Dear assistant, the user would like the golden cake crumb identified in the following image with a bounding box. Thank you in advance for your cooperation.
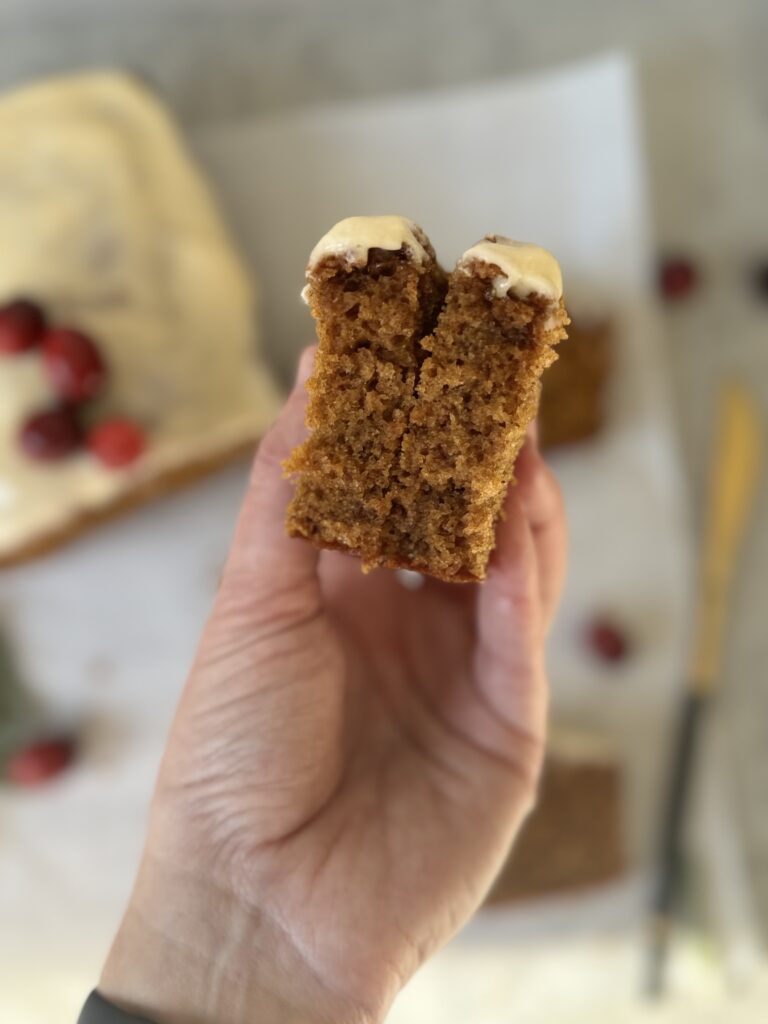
[539,317,613,450]
[285,219,569,582]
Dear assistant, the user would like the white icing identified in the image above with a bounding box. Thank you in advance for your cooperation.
[306,215,428,272]
[459,235,563,301]
[0,73,280,559]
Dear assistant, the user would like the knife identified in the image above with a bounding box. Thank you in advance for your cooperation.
[646,379,762,996]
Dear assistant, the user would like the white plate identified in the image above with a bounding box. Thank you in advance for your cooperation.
[0,54,691,1023]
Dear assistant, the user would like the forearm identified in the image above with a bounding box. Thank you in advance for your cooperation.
[100,857,372,1024]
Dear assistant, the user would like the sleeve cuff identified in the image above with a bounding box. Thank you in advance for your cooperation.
[78,990,156,1024]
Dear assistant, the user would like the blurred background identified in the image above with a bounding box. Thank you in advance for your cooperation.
[1,1,767,1021]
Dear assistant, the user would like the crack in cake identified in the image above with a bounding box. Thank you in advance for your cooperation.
[286,216,569,582]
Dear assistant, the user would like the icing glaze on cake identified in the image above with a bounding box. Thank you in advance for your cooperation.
[459,235,563,301]
[307,215,430,271]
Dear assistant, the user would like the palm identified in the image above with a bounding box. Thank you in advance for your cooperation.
[162,540,545,1014]
[207,550,543,1009]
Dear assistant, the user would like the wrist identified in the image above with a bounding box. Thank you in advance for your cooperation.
[100,855,374,1024]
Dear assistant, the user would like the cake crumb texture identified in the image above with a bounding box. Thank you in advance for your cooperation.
[539,317,613,449]
[285,232,447,565]
[286,219,569,582]
[395,262,568,580]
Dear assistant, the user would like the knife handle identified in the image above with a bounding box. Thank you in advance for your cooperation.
[688,382,761,693]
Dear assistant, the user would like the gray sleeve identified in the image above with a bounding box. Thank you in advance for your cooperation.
[78,991,156,1023]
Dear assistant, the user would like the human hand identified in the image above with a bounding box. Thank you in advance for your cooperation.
[100,346,567,1024]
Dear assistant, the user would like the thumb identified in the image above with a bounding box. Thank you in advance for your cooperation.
[215,345,321,633]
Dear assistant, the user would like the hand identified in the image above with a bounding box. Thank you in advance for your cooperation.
[100,346,567,1024]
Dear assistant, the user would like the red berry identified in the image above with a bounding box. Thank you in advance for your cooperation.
[5,736,76,787]
[587,616,630,663]
[42,328,107,402]
[19,406,83,460]
[0,298,46,354]
[87,417,146,468]
[658,258,698,300]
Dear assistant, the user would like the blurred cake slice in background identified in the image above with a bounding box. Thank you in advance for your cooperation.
[0,73,280,567]
[538,317,613,450]
[486,727,625,905]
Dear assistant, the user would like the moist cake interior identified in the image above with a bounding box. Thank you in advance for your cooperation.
[286,222,568,582]
[284,242,447,566]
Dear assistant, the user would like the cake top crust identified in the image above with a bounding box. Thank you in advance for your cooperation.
[459,234,563,301]
[307,215,430,271]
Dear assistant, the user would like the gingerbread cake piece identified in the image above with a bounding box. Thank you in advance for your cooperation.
[286,224,568,582]
[284,216,447,564]
[394,236,569,580]
[539,317,613,450]
[486,729,625,905]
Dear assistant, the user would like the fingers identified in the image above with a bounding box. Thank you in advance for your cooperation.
[464,430,565,756]
[219,346,320,612]
[474,494,548,745]
[513,430,568,632]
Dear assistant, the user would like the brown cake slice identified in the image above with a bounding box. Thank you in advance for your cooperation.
[486,729,625,905]
[395,237,569,580]
[286,223,568,582]
[284,216,447,565]
[539,316,613,450]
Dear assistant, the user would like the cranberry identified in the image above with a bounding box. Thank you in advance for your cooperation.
[41,328,107,402]
[658,258,698,300]
[87,417,146,468]
[586,616,630,663]
[19,407,83,460]
[4,736,76,787]
[0,298,47,354]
